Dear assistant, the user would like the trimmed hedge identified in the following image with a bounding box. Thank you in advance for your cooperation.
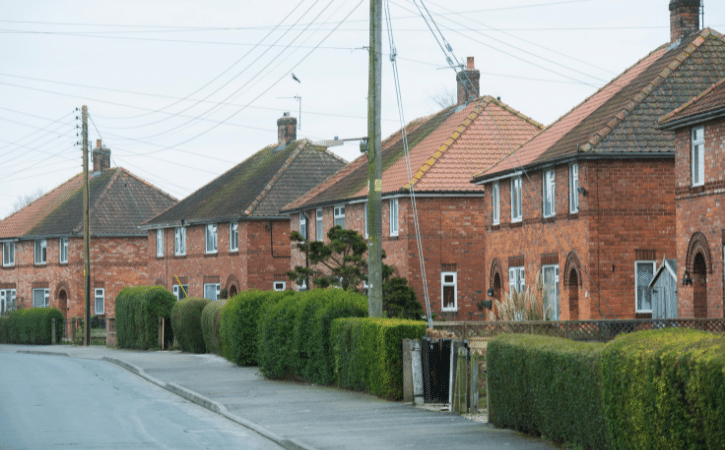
[6,308,64,345]
[0,316,8,343]
[201,300,226,355]
[331,317,426,399]
[171,297,211,354]
[116,286,176,350]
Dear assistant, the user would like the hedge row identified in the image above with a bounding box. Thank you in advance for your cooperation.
[201,300,226,355]
[171,297,210,354]
[0,317,8,343]
[4,308,64,345]
[488,329,725,450]
[116,286,175,350]
[331,317,426,399]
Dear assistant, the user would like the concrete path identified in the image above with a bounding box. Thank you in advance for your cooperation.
[0,344,557,450]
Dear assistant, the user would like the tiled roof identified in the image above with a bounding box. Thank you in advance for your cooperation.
[476,29,725,181]
[658,76,725,128]
[0,168,177,239]
[283,96,543,212]
[144,140,347,226]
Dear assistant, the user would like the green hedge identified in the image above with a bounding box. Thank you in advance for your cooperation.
[601,328,725,450]
[171,297,211,354]
[115,286,176,350]
[331,317,426,399]
[201,300,226,355]
[6,308,64,345]
[0,317,8,343]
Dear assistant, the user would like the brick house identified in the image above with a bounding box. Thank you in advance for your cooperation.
[658,77,725,318]
[0,141,177,321]
[140,114,346,299]
[283,58,543,320]
[471,1,725,320]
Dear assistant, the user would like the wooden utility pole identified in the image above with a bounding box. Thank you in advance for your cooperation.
[82,105,91,346]
[366,0,383,317]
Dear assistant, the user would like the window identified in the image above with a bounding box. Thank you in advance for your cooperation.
[1,289,17,315]
[2,242,15,267]
[635,261,656,313]
[316,209,323,241]
[299,213,307,239]
[205,224,218,254]
[364,202,369,238]
[94,288,104,315]
[692,126,705,186]
[569,163,579,213]
[34,239,47,265]
[511,177,522,222]
[543,169,555,218]
[273,281,286,292]
[542,265,559,320]
[389,199,399,237]
[57,238,68,264]
[156,229,164,257]
[33,288,49,308]
[204,283,220,301]
[230,222,238,251]
[297,278,308,292]
[174,227,186,256]
[509,266,525,293]
[492,182,500,226]
[334,205,345,228]
[441,272,457,311]
[172,284,188,300]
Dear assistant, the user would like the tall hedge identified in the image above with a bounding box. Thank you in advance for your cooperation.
[257,293,302,379]
[115,286,175,350]
[0,317,9,343]
[331,317,426,399]
[6,308,64,345]
[201,300,226,355]
[171,297,210,354]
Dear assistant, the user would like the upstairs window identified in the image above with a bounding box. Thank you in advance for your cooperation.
[94,288,105,315]
[230,222,238,251]
[156,229,164,257]
[569,163,579,214]
[175,227,186,256]
[2,242,15,267]
[205,224,218,254]
[316,209,323,241]
[334,205,345,229]
[543,169,555,218]
[511,177,522,223]
[492,182,500,226]
[35,239,47,265]
[299,213,307,239]
[692,126,705,187]
[389,199,399,237]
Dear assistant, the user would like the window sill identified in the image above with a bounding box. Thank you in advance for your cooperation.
[568,212,579,219]
[508,221,523,228]
[441,308,458,313]
[174,254,187,259]
[388,235,399,241]
[204,251,218,257]
[34,262,47,266]
[2,264,15,269]
[229,249,239,254]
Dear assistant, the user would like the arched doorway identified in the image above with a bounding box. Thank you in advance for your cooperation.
[57,290,68,316]
[569,269,579,320]
[693,252,707,318]
[228,285,238,298]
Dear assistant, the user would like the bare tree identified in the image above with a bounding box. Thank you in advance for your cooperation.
[428,88,457,109]
[10,188,44,214]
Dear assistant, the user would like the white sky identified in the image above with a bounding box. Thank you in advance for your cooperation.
[1,0,723,220]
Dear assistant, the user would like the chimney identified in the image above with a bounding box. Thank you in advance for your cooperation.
[277,112,297,147]
[92,139,111,173]
[456,56,480,106]
[669,0,700,44]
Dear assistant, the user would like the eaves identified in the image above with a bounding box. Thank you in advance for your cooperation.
[657,108,725,131]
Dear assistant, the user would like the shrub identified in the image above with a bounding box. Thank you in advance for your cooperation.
[171,297,211,354]
[115,286,176,350]
[201,300,226,355]
[0,317,8,343]
[331,317,426,399]
[257,293,302,379]
[6,308,64,345]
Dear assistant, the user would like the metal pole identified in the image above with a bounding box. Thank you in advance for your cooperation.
[82,105,91,346]
[367,0,383,318]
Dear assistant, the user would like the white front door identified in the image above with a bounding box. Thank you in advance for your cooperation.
[542,265,559,320]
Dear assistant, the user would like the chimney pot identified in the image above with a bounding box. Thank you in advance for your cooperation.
[467,56,474,70]
[669,0,700,44]
[96,139,102,149]
[456,56,481,106]
[92,140,111,172]
[277,113,297,147]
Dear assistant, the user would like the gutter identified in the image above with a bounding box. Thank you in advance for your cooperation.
[657,108,725,131]
[282,191,486,214]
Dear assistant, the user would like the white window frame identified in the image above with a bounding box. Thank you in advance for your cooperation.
[297,278,308,292]
[389,198,399,237]
[229,222,239,251]
[174,227,186,256]
[542,265,560,320]
[569,163,579,214]
[172,284,189,300]
[205,224,218,254]
[299,213,307,239]
[441,272,458,312]
[543,169,555,218]
[509,266,525,293]
[2,241,15,267]
[692,126,705,187]
[334,205,345,229]
[316,208,324,241]
[635,260,656,313]
[34,239,47,265]
[492,182,500,226]
[511,177,522,223]
[203,283,221,301]
[0,289,17,315]
[33,288,50,308]
[156,229,164,257]
[94,288,105,315]
[273,281,286,292]
[364,202,369,239]
[58,238,68,264]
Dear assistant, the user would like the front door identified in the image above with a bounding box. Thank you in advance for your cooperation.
[542,265,559,320]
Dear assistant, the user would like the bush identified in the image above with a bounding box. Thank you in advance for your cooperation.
[0,317,8,343]
[331,317,426,399]
[171,297,211,354]
[6,308,64,345]
[115,286,176,350]
[257,293,302,379]
[201,300,226,355]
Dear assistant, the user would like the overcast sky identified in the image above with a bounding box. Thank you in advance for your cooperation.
[1,0,723,220]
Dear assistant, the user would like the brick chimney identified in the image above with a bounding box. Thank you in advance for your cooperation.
[92,139,110,173]
[670,0,700,44]
[277,112,297,147]
[456,56,480,106]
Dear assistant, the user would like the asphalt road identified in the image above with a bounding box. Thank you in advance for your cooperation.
[0,352,282,450]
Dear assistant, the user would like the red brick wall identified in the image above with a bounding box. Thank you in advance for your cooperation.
[675,117,725,318]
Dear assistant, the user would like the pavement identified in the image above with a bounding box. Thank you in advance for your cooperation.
[0,344,558,450]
